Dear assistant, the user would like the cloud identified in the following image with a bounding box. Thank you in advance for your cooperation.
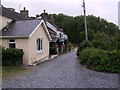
[86,1,118,25]
[2,0,119,25]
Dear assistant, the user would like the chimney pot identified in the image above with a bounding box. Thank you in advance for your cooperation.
[24,7,26,10]
[44,9,46,13]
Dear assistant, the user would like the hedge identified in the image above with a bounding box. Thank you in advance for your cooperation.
[91,40,120,51]
[78,48,120,73]
[91,40,107,50]
[77,41,93,56]
[49,47,57,55]
[1,47,24,66]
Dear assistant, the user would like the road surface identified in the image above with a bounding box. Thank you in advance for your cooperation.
[2,48,119,88]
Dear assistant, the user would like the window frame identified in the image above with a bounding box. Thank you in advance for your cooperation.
[36,38,43,53]
[9,39,16,48]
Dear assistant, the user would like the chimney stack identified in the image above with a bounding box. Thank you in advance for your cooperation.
[20,7,29,18]
[40,9,48,20]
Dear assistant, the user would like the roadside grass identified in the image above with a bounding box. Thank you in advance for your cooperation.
[2,66,32,82]
[3,66,24,78]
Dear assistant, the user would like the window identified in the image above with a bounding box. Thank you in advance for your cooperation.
[37,38,43,51]
[60,33,62,38]
[9,39,16,48]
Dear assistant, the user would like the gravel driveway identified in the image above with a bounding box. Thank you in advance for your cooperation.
[2,48,119,88]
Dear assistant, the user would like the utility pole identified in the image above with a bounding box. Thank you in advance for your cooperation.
[83,0,88,41]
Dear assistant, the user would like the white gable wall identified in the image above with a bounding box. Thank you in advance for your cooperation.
[28,23,50,65]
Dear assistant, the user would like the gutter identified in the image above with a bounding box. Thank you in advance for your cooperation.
[0,36,29,39]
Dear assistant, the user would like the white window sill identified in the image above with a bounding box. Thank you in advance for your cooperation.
[37,50,43,54]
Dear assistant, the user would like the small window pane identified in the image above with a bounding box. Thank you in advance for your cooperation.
[9,44,15,48]
[10,40,15,42]
[37,39,39,50]
[9,39,16,48]
[38,39,40,50]
[40,39,42,50]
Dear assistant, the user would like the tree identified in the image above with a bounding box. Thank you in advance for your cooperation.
[36,13,119,44]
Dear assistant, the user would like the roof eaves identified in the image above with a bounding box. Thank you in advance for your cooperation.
[42,21,52,41]
[0,36,29,39]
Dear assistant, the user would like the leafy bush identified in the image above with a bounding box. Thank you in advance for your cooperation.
[91,40,120,51]
[94,32,109,41]
[116,42,120,50]
[2,47,24,66]
[91,40,105,49]
[49,47,57,55]
[78,48,120,73]
[78,48,94,65]
[77,41,93,56]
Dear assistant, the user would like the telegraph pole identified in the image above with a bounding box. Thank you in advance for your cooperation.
[83,0,88,41]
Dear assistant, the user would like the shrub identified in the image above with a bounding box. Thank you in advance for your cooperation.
[91,40,105,49]
[94,32,108,41]
[77,41,93,56]
[78,48,120,73]
[91,40,120,51]
[78,48,94,65]
[2,47,24,66]
[116,42,120,50]
[106,50,120,73]
[49,47,57,55]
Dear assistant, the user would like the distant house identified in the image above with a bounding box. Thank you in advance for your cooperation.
[46,21,68,53]
[0,5,29,30]
[0,6,51,65]
[40,10,68,54]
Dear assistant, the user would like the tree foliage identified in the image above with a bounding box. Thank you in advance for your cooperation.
[48,14,119,44]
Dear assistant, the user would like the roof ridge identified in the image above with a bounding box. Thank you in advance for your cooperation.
[16,19,42,21]
[2,6,29,20]
[2,6,22,15]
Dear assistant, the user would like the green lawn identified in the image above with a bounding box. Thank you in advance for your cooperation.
[2,66,32,80]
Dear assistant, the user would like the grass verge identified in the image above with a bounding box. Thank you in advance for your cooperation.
[2,66,32,83]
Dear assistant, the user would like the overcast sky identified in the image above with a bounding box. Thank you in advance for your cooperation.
[2,0,120,25]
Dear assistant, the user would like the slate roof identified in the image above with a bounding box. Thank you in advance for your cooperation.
[46,21,58,32]
[1,19,42,37]
[51,37,58,42]
[47,20,63,32]
[1,5,29,20]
